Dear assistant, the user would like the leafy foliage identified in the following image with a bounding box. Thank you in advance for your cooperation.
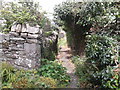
[37,77,58,88]
[91,66,120,88]
[105,73,120,89]
[12,75,57,88]
[41,48,56,60]
[71,56,93,88]
[85,34,119,88]
[38,59,70,87]
[54,2,118,28]
[1,61,58,88]
[71,35,119,88]
[86,34,118,69]
[54,1,119,56]
[1,60,70,88]
[0,2,48,33]
[1,62,17,84]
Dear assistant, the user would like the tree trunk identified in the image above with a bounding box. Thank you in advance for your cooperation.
[72,27,86,56]
[72,25,91,56]
[65,24,91,56]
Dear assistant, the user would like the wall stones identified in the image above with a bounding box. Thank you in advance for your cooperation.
[21,33,27,38]
[28,27,40,34]
[0,23,42,69]
[28,34,40,39]
[41,26,58,60]
[9,32,19,36]
[0,22,59,69]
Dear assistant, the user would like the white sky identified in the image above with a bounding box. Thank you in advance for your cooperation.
[38,0,65,13]
[37,0,66,20]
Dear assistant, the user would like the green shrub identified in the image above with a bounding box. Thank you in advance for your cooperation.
[12,77,33,88]
[0,2,48,33]
[105,72,120,89]
[71,56,93,88]
[85,34,119,88]
[1,62,58,88]
[37,77,58,88]
[41,48,56,60]
[41,59,49,66]
[91,66,120,88]
[12,75,57,88]
[1,62,17,84]
[86,35,118,70]
[72,57,88,81]
[38,59,70,87]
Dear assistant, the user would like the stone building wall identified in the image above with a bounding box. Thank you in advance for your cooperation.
[0,23,42,69]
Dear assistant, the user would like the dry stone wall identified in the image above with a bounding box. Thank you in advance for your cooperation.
[41,25,59,60]
[0,23,42,69]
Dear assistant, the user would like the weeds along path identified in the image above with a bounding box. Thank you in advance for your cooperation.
[56,46,79,88]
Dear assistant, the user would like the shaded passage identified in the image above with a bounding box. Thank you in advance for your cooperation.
[57,46,79,88]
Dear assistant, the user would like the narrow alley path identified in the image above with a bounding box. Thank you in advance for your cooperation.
[56,46,79,88]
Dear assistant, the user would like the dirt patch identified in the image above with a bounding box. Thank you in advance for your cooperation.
[56,46,79,88]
